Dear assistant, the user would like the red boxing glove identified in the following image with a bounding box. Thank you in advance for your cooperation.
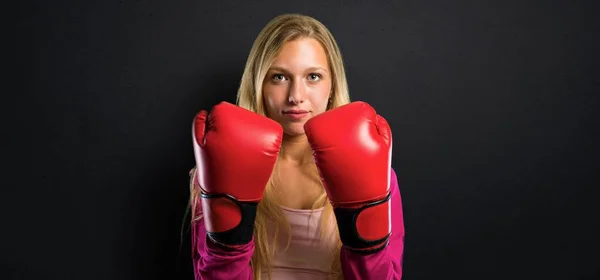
[193,101,283,246]
[304,101,392,254]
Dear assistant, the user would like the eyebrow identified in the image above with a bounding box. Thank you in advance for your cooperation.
[268,66,329,73]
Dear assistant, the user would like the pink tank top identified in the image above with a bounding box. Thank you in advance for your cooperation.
[261,205,339,280]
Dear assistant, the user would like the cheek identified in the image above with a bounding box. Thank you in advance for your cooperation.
[263,87,285,115]
[264,94,275,110]
[309,83,332,113]
[263,95,277,117]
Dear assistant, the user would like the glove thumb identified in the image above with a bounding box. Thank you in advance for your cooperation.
[193,110,208,147]
[375,114,392,147]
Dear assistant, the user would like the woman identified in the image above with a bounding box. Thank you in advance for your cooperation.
[189,13,404,279]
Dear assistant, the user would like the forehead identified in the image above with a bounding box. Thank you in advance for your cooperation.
[270,37,329,70]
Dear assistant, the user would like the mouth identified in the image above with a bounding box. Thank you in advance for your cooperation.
[283,109,309,114]
[282,109,310,120]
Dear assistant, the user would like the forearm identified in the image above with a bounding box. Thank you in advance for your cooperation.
[340,245,403,280]
[339,169,405,279]
[192,217,255,279]
[189,168,255,279]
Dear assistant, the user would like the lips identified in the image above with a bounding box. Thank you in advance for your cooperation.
[283,109,309,114]
[282,109,309,120]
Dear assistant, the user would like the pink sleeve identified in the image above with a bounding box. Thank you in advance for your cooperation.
[339,168,405,279]
[190,169,255,280]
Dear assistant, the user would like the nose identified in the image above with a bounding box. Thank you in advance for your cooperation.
[288,80,306,104]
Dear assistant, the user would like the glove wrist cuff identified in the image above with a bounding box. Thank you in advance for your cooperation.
[333,192,392,254]
[201,193,258,246]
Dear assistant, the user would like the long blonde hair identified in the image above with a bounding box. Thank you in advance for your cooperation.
[190,13,351,279]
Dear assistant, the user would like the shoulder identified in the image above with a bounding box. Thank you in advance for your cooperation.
[189,166,203,215]
[389,167,401,197]
[190,166,200,187]
[390,168,398,183]
[390,168,399,188]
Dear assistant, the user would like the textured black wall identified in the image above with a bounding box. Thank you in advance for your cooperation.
[7,0,598,279]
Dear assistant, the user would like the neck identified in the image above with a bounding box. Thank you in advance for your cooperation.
[280,134,313,166]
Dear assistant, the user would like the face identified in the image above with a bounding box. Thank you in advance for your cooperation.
[262,37,332,136]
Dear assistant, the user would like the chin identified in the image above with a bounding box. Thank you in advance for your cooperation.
[283,124,307,137]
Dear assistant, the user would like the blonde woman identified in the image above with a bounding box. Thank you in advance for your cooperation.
[189,13,404,279]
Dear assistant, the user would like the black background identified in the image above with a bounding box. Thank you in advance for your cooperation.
[6,0,599,279]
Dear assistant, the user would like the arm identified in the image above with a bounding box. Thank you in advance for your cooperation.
[303,101,405,279]
[339,168,404,280]
[190,168,255,280]
[190,102,283,279]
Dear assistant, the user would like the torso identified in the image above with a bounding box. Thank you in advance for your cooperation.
[273,160,325,210]
[262,156,338,279]
[262,205,338,279]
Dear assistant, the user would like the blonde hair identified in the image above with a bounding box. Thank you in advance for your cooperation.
[190,13,351,280]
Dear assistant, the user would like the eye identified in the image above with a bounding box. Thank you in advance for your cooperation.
[308,73,322,81]
[271,74,287,82]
